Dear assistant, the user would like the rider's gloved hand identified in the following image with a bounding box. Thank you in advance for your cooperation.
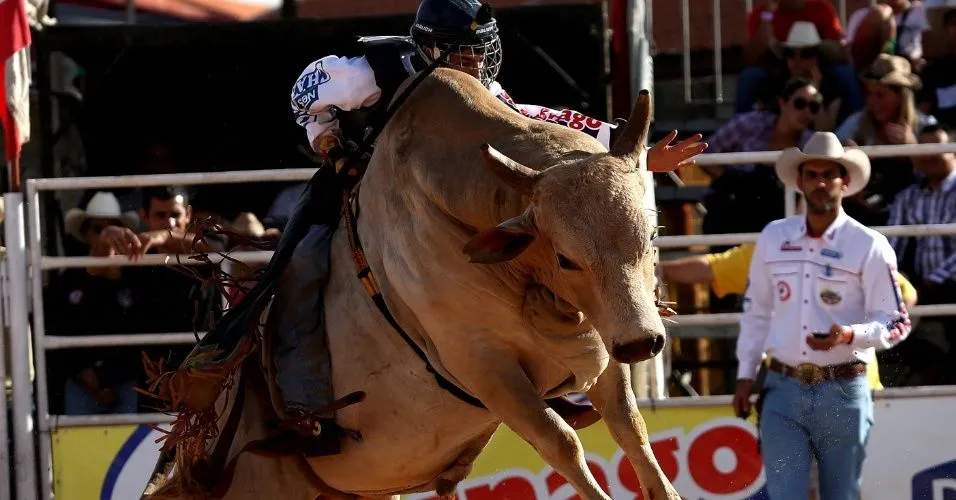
[327,141,370,184]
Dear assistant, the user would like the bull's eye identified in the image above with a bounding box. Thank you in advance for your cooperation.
[557,253,582,271]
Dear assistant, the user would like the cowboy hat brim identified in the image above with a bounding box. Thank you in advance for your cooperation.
[864,71,922,90]
[65,208,139,243]
[769,39,845,62]
[775,146,871,197]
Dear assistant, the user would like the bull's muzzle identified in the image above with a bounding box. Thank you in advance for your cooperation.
[611,334,666,363]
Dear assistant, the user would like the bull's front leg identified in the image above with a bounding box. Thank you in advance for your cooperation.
[587,362,680,500]
[449,347,611,500]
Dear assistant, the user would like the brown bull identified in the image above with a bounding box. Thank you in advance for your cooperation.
[144,67,678,500]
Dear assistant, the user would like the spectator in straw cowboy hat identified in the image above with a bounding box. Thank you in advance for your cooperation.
[734,131,911,499]
[837,54,937,225]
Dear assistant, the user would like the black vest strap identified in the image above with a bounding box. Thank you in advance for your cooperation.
[336,36,425,147]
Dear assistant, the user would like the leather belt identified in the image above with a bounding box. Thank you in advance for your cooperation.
[768,359,866,386]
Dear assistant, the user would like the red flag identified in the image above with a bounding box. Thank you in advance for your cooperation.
[1,0,32,165]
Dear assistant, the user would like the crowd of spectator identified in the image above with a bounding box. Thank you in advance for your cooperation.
[43,182,305,415]
[687,0,956,389]
[38,1,956,414]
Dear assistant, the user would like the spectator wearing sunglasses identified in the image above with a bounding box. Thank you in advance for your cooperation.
[700,78,820,311]
[836,54,937,225]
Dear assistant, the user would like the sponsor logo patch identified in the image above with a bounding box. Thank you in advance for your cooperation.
[820,288,842,305]
[291,61,331,112]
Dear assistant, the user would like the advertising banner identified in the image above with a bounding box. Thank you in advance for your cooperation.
[50,396,956,500]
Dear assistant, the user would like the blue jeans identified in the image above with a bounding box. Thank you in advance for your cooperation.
[735,65,864,115]
[758,370,873,500]
[272,224,335,414]
[64,377,138,415]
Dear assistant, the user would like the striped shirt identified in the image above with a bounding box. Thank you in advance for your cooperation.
[887,170,956,284]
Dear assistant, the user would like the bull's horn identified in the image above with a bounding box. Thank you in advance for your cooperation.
[609,89,653,160]
[481,144,540,195]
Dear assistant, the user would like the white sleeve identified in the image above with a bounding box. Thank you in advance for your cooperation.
[736,231,774,380]
[290,55,383,150]
[849,236,912,350]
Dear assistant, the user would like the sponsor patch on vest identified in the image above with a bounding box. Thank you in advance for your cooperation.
[820,288,842,305]
[777,281,792,301]
[780,241,802,251]
[821,248,842,259]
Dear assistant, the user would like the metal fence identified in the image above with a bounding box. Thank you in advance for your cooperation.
[678,0,879,105]
[3,140,956,498]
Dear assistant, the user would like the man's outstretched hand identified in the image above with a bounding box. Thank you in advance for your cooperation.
[647,130,708,172]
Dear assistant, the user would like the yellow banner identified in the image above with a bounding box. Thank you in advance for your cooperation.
[51,404,767,499]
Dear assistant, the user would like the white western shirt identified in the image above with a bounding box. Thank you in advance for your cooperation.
[290,55,617,150]
[736,209,912,380]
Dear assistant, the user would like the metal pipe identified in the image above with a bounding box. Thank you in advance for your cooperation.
[40,250,274,270]
[42,384,956,425]
[33,221,956,265]
[839,0,848,30]
[28,168,317,191]
[27,187,52,500]
[0,249,11,500]
[655,223,956,249]
[669,303,956,328]
[44,332,206,350]
[22,142,956,194]
[712,0,723,104]
[693,142,956,166]
[631,384,956,407]
[49,413,174,429]
[639,167,666,399]
[4,193,39,500]
[125,0,136,24]
[681,0,691,104]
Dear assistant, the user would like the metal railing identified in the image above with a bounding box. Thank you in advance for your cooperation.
[678,0,875,106]
[5,139,956,499]
[1,249,12,500]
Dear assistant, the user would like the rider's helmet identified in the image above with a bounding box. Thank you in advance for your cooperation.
[410,0,502,88]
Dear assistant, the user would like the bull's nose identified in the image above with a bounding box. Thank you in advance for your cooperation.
[611,335,666,363]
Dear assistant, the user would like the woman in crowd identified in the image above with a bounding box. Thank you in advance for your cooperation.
[702,78,821,238]
[700,78,822,311]
[836,54,937,225]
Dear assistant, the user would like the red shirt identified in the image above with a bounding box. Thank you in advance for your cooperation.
[747,0,844,41]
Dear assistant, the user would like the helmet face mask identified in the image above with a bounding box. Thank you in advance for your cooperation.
[410,0,502,88]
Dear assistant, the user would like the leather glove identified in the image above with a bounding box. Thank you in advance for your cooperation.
[327,142,370,185]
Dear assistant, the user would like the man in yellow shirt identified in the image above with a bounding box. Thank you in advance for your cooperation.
[660,242,919,391]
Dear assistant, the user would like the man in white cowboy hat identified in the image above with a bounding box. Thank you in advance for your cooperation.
[64,191,139,246]
[732,131,912,499]
[737,18,864,120]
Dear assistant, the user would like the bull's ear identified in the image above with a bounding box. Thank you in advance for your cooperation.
[463,215,536,264]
